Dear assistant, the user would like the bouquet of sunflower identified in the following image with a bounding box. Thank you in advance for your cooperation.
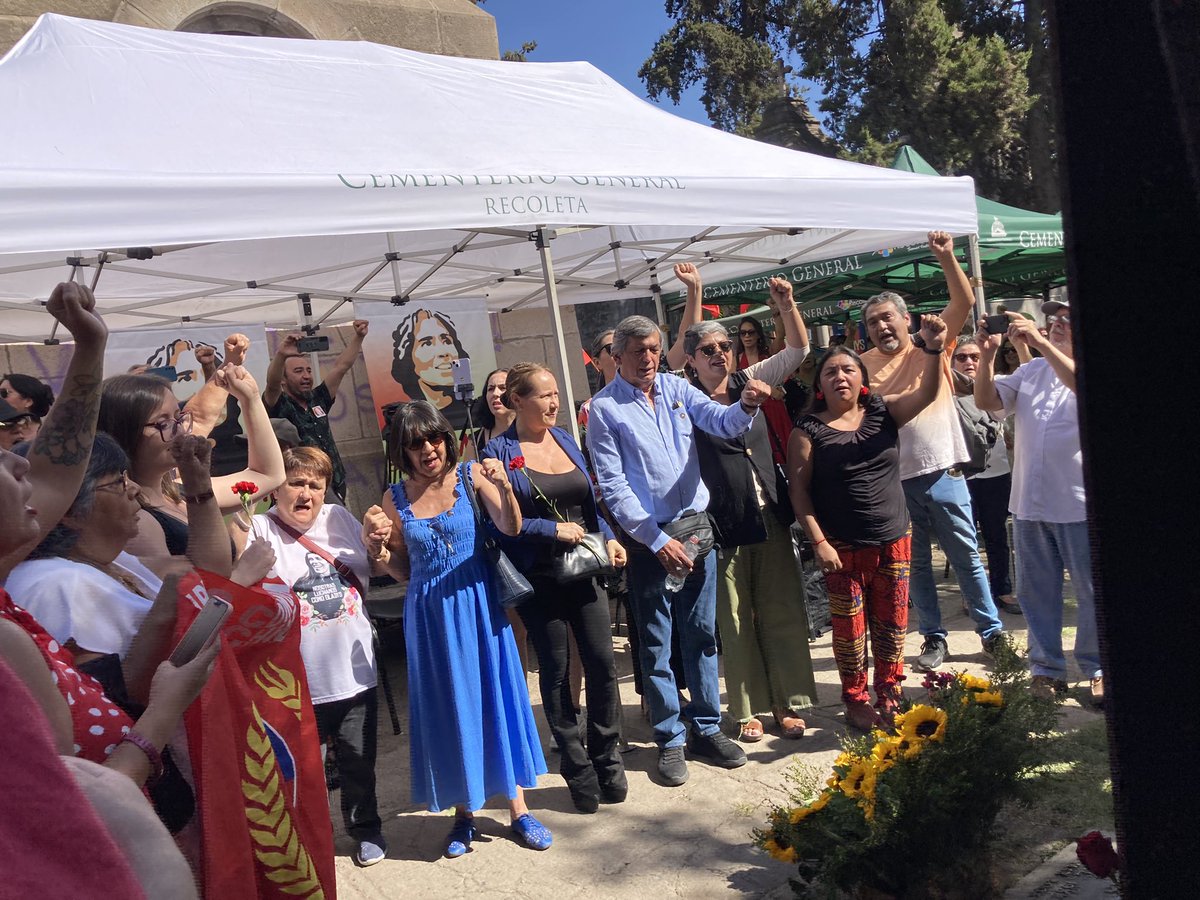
[756,640,1058,898]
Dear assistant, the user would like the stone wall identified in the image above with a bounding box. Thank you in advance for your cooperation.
[1,0,498,57]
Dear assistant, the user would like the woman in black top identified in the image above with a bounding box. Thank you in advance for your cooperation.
[787,314,948,732]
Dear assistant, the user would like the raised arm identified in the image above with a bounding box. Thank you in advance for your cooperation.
[210,365,285,509]
[263,332,301,410]
[322,320,368,401]
[929,231,976,337]
[786,428,842,574]
[471,459,521,537]
[171,435,232,577]
[883,314,949,427]
[379,491,412,585]
[973,318,1007,413]
[1006,312,1076,392]
[0,283,107,576]
[480,443,562,544]
[185,333,248,437]
[360,504,394,576]
[666,263,704,371]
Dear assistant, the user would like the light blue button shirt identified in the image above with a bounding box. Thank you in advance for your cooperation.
[586,371,755,553]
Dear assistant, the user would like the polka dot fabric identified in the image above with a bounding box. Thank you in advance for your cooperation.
[0,589,134,763]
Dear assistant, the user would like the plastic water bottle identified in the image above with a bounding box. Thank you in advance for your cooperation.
[664,535,702,592]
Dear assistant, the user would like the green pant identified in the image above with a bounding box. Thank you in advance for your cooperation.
[717,515,819,723]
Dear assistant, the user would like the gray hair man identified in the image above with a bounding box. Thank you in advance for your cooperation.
[586,314,772,787]
[859,232,1004,672]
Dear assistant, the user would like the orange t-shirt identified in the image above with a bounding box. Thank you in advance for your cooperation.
[861,342,968,480]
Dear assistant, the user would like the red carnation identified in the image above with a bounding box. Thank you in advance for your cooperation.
[232,481,259,496]
[509,456,526,471]
[1076,831,1121,879]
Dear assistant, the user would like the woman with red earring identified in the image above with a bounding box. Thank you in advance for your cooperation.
[787,314,949,731]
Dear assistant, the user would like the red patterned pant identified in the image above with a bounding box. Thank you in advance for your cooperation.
[825,532,912,705]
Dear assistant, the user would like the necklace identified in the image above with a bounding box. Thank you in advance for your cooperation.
[66,554,151,599]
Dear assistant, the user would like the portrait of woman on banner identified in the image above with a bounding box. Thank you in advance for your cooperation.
[391,308,471,430]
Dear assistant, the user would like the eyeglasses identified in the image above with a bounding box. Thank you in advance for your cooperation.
[738,329,758,337]
[953,353,981,363]
[1046,314,1071,326]
[406,432,446,451]
[598,343,613,357]
[697,341,733,358]
[144,410,193,441]
[0,414,38,430]
[94,470,133,494]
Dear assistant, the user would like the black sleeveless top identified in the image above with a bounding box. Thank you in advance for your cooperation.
[143,506,190,556]
[798,394,909,547]
[524,466,591,574]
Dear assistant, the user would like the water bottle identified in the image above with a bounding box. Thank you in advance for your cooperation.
[664,535,702,592]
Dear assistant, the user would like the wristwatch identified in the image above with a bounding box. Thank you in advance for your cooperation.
[911,335,942,355]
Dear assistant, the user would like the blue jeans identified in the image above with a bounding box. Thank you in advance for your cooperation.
[1013,519,1101,680]
[903,469,1003,641]
[626,547,722,748]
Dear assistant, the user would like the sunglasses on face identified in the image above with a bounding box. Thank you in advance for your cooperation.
[406,432,446,451]
[738,329,757,337]
[697,341,733,358]
[1046,314,1070,325]
[94,470,134,494]
[0,414,38,429]
[598,343,613,357]
[953,353,981,363]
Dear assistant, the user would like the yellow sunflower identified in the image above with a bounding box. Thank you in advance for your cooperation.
[763,838,798,863]
[839,759,878,799]
[957,673,993,692]
[809,791,832,812]
[897,705,948,744]
[974,690,1005,707]
[871,737,901,772]
[834,750,859,769]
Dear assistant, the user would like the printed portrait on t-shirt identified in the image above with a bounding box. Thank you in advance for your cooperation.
[291,552,359,626]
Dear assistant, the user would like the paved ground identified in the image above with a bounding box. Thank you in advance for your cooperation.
[333,552,1102,899]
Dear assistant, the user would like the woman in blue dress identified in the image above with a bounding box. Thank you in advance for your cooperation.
[378,400,551,857]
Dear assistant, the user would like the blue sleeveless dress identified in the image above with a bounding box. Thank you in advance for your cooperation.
[390,462,546,812]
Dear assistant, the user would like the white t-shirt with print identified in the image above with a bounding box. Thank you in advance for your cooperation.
[250,504,376,704]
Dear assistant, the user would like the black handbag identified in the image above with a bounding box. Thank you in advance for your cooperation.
[551,531,618,583]
[462,467,535,609]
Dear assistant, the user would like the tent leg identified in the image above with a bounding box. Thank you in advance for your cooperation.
[535,228,581,446]
[966,233,986,313]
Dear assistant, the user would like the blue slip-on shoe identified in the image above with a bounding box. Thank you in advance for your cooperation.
[511,813,553,851]
[355,837,387,867]
[444,815,477,858]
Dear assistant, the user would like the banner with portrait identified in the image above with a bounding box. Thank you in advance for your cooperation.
[103,324,270,402]
[354,299,497,436]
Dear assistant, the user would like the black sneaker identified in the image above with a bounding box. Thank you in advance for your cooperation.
[915,636,948,672]
[657,746,689,786]
[686,731,748,769]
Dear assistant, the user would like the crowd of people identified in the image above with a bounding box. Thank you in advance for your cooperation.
[0,231,1096,890]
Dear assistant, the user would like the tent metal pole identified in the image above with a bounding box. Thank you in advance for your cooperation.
[535,227,581,445]
[966,233,986,311]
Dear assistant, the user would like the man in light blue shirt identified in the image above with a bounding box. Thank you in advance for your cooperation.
[587,315,771,786]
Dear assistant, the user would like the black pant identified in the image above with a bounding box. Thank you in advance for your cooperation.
[968,473,1013,597]
[315,687,381,841]
[519,573,623,795]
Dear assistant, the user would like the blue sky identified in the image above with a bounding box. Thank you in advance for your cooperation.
[483,0,710,126]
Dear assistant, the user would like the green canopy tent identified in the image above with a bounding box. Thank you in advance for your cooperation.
[665,146,1065,325]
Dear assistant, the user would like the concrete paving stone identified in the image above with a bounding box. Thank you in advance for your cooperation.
[331,547,1101,898]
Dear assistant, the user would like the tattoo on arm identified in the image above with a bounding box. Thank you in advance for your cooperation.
[32,374,100,467]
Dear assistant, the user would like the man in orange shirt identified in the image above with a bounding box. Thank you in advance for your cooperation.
[860,232,1004,672]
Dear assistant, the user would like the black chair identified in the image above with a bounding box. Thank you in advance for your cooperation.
[367,573,405,736]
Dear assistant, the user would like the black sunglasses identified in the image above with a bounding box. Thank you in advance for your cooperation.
[738,328,758,337]
[406,432,447,451]
[598,343,613,357]
[698,340,733,358]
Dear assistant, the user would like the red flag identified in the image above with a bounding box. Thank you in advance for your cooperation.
[581,348,593,366]
[739,303,752,314]
[701,304,721,319]
[176,571,334,900]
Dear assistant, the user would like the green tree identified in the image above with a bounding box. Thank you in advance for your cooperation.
[641,1,1058,211]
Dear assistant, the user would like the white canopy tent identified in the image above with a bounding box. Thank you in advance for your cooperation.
[0,15,976,432]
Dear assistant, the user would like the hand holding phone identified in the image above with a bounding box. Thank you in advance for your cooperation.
[984,314,1009,335]
[169,594,232,666]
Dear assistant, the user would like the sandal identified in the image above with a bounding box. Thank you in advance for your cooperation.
[772,709,807,739]
[738,718,765,743]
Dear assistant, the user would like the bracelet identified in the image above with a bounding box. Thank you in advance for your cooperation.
[121,730,164,786]
[369,545,390,563]
[183,489,215,504]
[813,537,827,547]
[919,345,942,356]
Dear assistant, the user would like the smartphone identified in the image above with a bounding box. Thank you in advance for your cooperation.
[168,593,232,666]
[296,335,330,353]
[145,365,178,382]
[452,357,474,392]
[984,314,1009,335]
